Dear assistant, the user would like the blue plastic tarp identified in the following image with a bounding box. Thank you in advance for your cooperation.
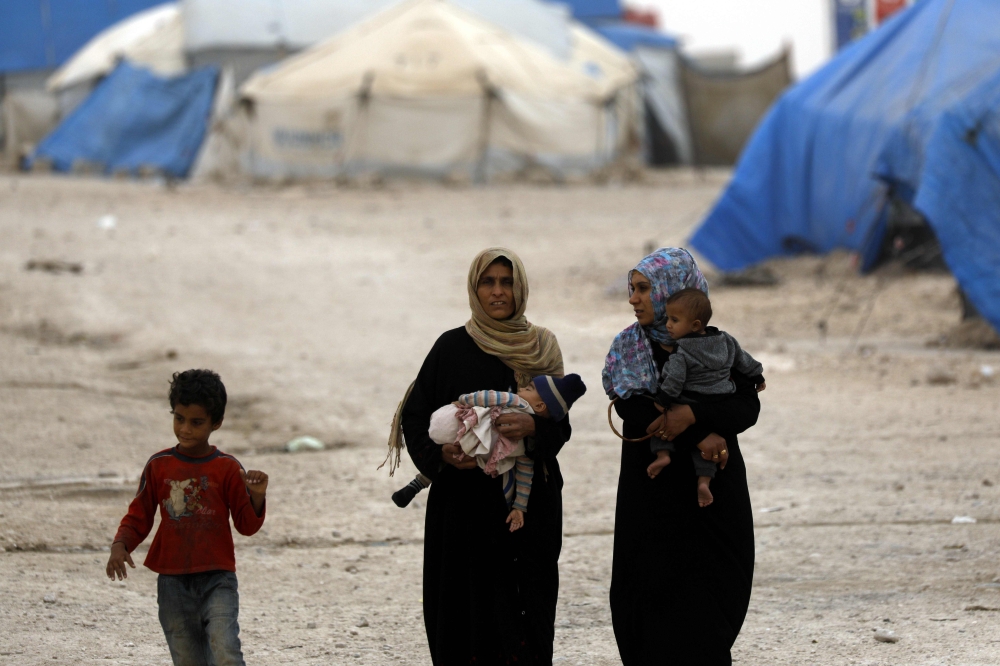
[909,72,1000,332]
[690,0,1000,279]
[547,0,621,19]
[1,0,167,73]
[33,62,218,179]
[593,22,677,52]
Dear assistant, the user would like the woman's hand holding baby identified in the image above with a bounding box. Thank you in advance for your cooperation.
[441,443,478,469]
[493,412,536,440]
[646,403,697,441]
[697,433,729,469]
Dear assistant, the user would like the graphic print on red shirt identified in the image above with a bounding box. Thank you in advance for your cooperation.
[114,446,265,575]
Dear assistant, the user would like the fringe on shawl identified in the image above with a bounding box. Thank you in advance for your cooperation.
[378,380,414,477]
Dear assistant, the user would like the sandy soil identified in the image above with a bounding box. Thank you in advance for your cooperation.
[0,171,998,665]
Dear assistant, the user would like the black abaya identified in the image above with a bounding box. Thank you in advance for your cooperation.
[610,346,759,666]
[401,327,571,665]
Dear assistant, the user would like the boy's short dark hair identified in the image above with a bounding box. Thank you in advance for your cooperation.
[169,369,227,423]
[666,288,712,326]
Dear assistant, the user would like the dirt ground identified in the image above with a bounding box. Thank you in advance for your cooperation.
[1,171,999,665]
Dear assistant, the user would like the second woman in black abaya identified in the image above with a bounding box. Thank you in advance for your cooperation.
[602,248,759,665]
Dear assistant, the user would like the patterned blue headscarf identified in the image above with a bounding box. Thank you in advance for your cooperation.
[602,248,709,399]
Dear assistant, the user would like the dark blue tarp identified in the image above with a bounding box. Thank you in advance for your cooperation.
[546,0,621,20]
[691,0,1000,291]
[592,22,677,52]
[0,0,165,73]
[33,62,218,179]
[905,71,1000,331]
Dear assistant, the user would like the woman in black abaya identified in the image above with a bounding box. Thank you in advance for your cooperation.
[603,248,759,665]
[397,247,570,665]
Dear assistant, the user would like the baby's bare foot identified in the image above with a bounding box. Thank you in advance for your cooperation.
[647,451,671,479]
[697,478,714,507]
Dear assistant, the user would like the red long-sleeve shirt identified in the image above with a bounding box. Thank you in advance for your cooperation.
[114,446,265,575]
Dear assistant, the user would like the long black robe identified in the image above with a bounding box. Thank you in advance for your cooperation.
[402,327,571,665]
[610,344,759,665]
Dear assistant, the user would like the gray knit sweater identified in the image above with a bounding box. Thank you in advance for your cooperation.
[658,327,764,403]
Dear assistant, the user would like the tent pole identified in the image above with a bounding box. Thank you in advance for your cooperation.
[474,70,495,185]
[342,71,374,181]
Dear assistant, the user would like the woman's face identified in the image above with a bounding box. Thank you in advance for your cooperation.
[628,270,655,326]
[477,261,516,320]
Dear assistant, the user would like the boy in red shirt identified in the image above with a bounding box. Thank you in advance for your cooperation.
[106,369,268,666]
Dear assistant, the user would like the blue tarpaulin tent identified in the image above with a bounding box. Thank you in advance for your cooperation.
[690,0,1000,330]
[33,62,218,178]
[550,0,621,20]
[903,71,1000,331]
[0,0,166,73]
[591,22,677,51]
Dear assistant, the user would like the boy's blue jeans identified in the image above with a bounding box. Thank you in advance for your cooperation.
[157,570,245,666]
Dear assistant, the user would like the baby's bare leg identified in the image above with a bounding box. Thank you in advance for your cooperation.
[647,450,672,479]
[506,509,524,532]
[697,476,714,507]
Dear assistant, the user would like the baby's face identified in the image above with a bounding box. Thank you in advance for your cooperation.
[517,382,548,417]
[665,304,699,339]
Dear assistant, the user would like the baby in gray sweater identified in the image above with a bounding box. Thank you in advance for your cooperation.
[649,288,766,507]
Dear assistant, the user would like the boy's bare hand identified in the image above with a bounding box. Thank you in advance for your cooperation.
[106,542,135,580]
[756,381,766,393]
[241,469,268,497]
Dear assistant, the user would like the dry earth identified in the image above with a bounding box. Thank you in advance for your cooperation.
[1,172,998,665]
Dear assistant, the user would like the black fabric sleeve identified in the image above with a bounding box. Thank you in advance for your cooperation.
[400,341,445,481]
[612,393,659,424]
[688,371,761,438]
[525,412,572,460]
[654,388,674,408]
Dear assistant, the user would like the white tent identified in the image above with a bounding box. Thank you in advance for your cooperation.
[46,3,184,92]
[233,0,639,181]
[1,86,60,168]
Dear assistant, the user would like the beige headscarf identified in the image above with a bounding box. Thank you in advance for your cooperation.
[464,247,564,388]
[380,247,563,475]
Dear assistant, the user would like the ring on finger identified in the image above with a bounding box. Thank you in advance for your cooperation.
[720,449,728,456]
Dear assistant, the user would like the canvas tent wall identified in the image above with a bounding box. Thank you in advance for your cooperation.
[234,0,638,181]
[690,0,1000,331]
[680,48,791,166]
[592,22,691,165]
[46,3,184,93]
[181,0,573,86]
[1,75,60,168]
